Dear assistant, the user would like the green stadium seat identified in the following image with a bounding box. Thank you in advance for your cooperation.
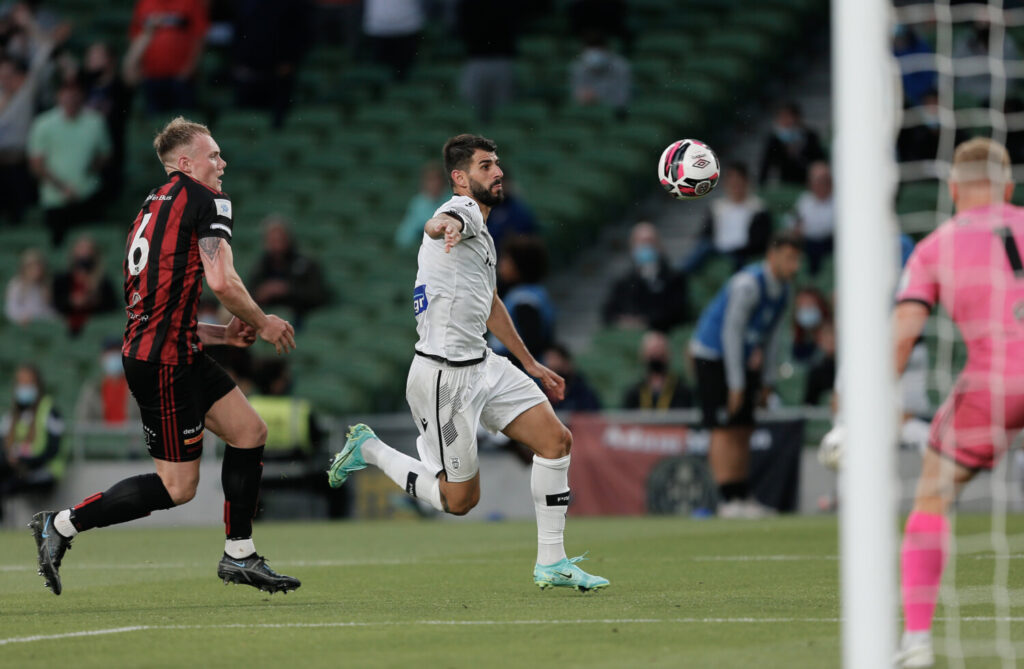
[492,101,552,130]
[761,184,805,218]
[897,181,942,215]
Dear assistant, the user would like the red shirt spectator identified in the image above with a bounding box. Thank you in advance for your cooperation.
[130,0,209,79]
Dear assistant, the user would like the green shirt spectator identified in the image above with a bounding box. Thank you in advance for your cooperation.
[395,162,449,249]
[28,103,110,209]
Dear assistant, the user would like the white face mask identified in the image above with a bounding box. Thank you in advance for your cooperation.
[14,383,37,406]
[581,48,611,71]
[796,306,823,329]
[102,352,123,377]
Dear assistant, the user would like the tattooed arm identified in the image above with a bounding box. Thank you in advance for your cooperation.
[198,237,296,354]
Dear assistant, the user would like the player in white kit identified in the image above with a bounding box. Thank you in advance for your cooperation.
[329,134,608,591]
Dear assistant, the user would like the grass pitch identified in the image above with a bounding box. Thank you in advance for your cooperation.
[1,515,1022,668]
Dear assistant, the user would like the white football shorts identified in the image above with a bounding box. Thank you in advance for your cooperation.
[406,351,547,483]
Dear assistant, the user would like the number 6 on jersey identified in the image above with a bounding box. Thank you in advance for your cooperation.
[128,212,152,276]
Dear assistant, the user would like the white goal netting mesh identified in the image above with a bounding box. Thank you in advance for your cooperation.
[892,1,1024,666]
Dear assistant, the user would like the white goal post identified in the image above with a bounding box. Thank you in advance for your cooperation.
[833,0,901,666]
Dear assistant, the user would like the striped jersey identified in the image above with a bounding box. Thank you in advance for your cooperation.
[122,171,234,365]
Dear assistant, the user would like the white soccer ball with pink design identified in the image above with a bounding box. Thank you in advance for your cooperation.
[657,139,720,200]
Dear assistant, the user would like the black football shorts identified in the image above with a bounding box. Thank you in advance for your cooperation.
[123,353,236,462]
[694,357,761,429]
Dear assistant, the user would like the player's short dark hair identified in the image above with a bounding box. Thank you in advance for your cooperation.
[768,231,804,253]
[443,134,498,187]
[501,235,549,283]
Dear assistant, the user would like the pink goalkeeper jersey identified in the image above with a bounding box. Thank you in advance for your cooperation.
[897,203,1024,381]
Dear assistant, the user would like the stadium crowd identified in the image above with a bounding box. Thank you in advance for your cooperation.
[0,0,844,520]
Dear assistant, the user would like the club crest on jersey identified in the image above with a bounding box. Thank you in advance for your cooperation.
[413,284,428,315]
[213,198,232,219]
[450,457,461,470]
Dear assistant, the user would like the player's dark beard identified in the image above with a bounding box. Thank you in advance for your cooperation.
[469,177,504,207]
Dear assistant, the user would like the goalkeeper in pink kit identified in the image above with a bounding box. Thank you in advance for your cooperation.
[894,138,1024,667]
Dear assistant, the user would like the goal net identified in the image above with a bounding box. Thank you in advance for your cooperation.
[838,0,1024,666]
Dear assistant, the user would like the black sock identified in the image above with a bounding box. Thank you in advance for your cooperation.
[222,444,264,540]
[70,474,175,532]
[719,480,750,502]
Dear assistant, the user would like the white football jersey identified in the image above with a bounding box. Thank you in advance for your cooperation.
[413,195,497,362]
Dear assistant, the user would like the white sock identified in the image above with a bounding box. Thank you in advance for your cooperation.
[362,437,444,512]
[903,630,931,646]
[54,509,78,538]
[225,538,256,559]
[532,454,570,566]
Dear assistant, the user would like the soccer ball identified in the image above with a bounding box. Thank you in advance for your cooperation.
[658,139,720,200]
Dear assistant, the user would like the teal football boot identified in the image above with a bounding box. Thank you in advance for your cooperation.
[327,424,372,487]
[533,554,609,592]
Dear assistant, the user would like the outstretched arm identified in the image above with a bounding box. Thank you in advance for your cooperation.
[424,214,464,253]
[199,237,295,354]
[486,291,565,401]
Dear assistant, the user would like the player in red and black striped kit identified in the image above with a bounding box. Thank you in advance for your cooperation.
[30,117,301,595]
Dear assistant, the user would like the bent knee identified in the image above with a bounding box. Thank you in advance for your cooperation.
[442,488,481,516]
[536,426,572,460]
[164,480,198,505]
[232,418,268,448]
[252,418,269,446]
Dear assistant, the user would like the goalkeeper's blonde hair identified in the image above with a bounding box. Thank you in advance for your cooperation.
[153,116,211,163]
[950,137,1012,183]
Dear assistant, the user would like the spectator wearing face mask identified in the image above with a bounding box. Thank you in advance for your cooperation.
[622,331,693,410]
[74,337,141,425]
[541,343,601,412]
[602,222,689,331]
[759,102,826,186]
[791,287,832,363]
[0,364,66,517]
[52,235,118,336]
[897,90,969,163]
[569,30,631,118]
[803,320,837,406]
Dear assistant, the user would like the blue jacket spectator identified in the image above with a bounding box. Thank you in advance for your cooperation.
[893,24,937,107]
[490,236,555,360]
[487,174,538,256]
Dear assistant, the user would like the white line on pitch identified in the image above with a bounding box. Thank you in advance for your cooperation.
[0,619,838,645]
[6,616,1024,646]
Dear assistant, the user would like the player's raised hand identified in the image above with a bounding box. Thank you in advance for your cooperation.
[224,316,257,348]
[526,361,566,402]
[443,220,463,253]
[259,314,296,355]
